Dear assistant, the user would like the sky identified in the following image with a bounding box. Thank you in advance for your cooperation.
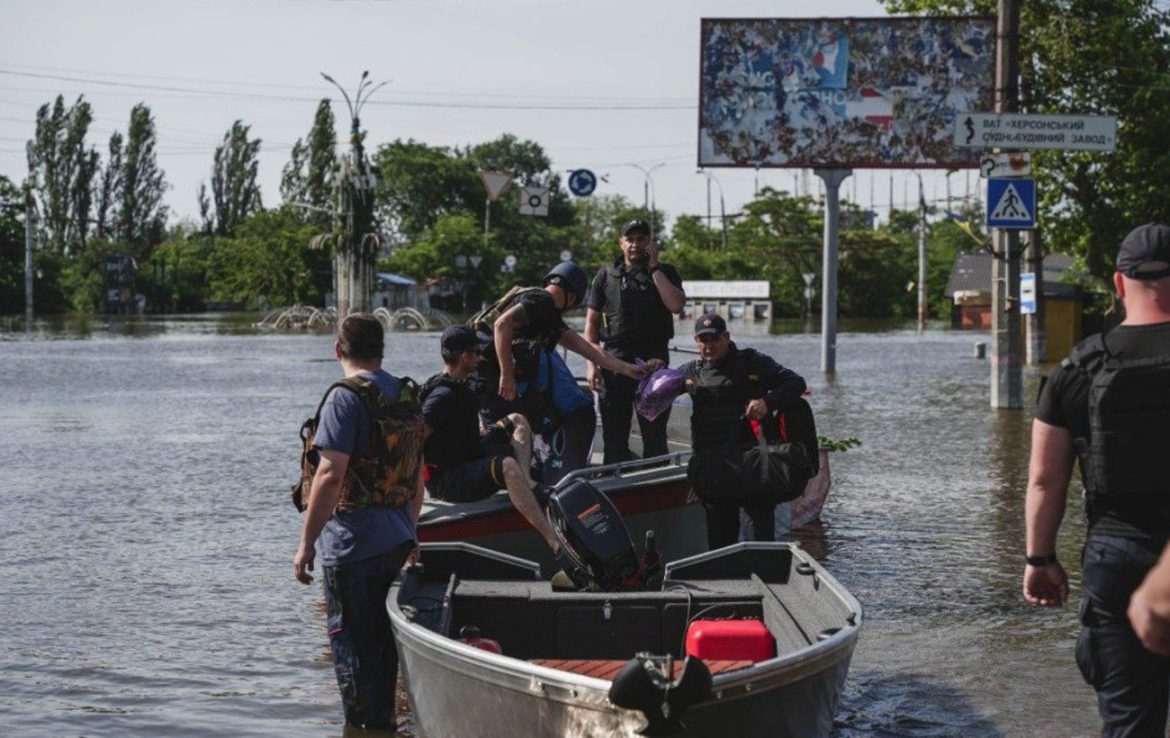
[0,0,980,232]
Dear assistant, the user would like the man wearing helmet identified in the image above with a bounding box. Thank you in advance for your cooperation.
[484,262,654,484]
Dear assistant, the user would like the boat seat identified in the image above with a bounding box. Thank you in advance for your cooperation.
[529,658,754,681]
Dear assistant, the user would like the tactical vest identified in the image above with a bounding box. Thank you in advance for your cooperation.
[599,263,675,349]
[1068,334,1170,502]
[420,373,482,478]
[291,375,424,513]
[683,348,771,451]
[468,285,545,337]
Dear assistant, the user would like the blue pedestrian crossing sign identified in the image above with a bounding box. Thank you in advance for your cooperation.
[568,169,597,197]
[986,178,1036,229]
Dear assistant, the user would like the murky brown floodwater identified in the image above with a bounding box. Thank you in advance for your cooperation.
[1,314,1099,737]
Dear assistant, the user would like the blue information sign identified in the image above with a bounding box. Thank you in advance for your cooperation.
[986,177,1036,229]
[568,169,597,197]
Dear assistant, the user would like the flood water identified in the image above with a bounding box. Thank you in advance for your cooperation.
[0,314,1100,737]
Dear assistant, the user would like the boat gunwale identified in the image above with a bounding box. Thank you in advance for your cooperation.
[389,543,861,706]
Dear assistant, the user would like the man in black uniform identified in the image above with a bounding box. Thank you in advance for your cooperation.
[679,314,807,550]
[420,325,561,555]
[1024,223,1170,737]
[585,219,687,463]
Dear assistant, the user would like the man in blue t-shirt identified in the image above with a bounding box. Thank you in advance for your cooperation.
[293,314,422,731]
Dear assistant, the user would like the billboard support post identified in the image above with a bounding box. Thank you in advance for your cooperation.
[815,168,851,374]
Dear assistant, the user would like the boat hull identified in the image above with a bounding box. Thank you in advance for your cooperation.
[390,543,860,738]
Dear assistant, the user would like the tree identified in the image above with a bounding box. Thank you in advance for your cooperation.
[95,131,123,240]
[882,0,1170,280]
[204,120,262,237]
[305,100,336,227]
[206,209,330,309]
[372,139,480,242]
[0,175,25,314]
[281,99,337,228]
[26,95,98,255]
[116,103,168,251]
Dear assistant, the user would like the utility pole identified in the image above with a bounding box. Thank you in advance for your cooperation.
[990,0,1024,408]
[24,180,35,328]
[916,173,928,334]
[1020,45,1046,366]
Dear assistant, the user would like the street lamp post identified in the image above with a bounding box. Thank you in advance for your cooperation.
[629,163,665,239]
[696,170,727,249]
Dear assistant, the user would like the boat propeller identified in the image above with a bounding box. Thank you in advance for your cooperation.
[608,653,712,736]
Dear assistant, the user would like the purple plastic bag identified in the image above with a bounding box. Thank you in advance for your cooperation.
[635,366,686,422]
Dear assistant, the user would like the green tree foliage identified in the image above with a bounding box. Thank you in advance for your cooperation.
[95,131,123,241]
[373,139,480,241]
[0,176,25,314]
[882,0,1170,279]
[205,209,330,309]
[281,99,336,228]
[116,103,169,252]
[203,120,262,237]
[26,95,98,255]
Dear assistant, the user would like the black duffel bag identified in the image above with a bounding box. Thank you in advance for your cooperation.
[739,432,814,505]
[687,438,811,506]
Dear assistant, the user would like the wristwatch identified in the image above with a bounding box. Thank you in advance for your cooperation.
[647,264,660,275]
[1025,553,1059,566]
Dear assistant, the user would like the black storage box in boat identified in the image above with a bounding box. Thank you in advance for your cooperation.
[547,478,640,591]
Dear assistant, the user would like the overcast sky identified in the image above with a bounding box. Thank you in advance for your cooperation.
[0,0,977,231]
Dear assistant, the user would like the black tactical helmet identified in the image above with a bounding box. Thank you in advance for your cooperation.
[543,261,588,307]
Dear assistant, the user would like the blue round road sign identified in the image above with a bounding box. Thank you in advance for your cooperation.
[568,169,597,197]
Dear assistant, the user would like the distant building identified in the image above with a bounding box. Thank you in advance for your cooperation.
[944,251,1082,358]
[681,280,771,321]
[373,272,430,311]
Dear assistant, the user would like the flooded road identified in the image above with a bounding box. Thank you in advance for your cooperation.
[0,315,1099,737]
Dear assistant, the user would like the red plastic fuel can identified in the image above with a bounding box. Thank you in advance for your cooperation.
[457,626,502,655]
[684,619,776,662]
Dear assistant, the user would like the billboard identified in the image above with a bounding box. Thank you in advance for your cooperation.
[698,16,996,169]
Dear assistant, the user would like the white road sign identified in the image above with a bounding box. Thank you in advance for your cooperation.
[559,250,572,262]
[479,170,513,201]
[519,187,550,217]
[954,113,1117,152]
[980,152,1031,178]
[504,254,517,268]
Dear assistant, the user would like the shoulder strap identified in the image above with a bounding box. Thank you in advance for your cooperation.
[1064,332,1109,372]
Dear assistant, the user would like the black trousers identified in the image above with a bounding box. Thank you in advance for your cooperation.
[1077,532,1170,738]
[704,500,775,550]
[599,366,670,465]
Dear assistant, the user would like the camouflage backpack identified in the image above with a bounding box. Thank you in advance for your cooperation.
[467,285,544,336]
[291,375,424,513]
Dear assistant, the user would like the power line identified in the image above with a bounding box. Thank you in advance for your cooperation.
[0,69,697,111]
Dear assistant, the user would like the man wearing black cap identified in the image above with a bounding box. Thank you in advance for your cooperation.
[1024,223,1170,737]
[585,219,687,463]
[678,313,807,549]
[420,325,562,555]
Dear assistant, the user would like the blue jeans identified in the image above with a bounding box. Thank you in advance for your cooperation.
[1077,532,1170,738]
[322,541,414,729]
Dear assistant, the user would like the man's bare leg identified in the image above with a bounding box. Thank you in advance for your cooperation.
[507,413,536,486]
[500,457,559,552]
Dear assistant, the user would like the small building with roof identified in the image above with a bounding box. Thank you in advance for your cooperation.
[680,280,771,322]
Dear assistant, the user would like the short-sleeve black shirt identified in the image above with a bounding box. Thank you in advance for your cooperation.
[512,289,568,350]
[1035,321,1170,537]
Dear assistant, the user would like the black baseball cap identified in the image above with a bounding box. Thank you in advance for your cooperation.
[621,219,651,238]
[441,325,490,353]
[1117,223,1170,280]
[694,313,727,336]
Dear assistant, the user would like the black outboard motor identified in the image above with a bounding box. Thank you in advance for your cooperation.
[547,478,641,591]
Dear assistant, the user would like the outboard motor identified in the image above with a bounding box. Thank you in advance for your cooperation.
[547,478,642,591]
[608,653,713,736]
